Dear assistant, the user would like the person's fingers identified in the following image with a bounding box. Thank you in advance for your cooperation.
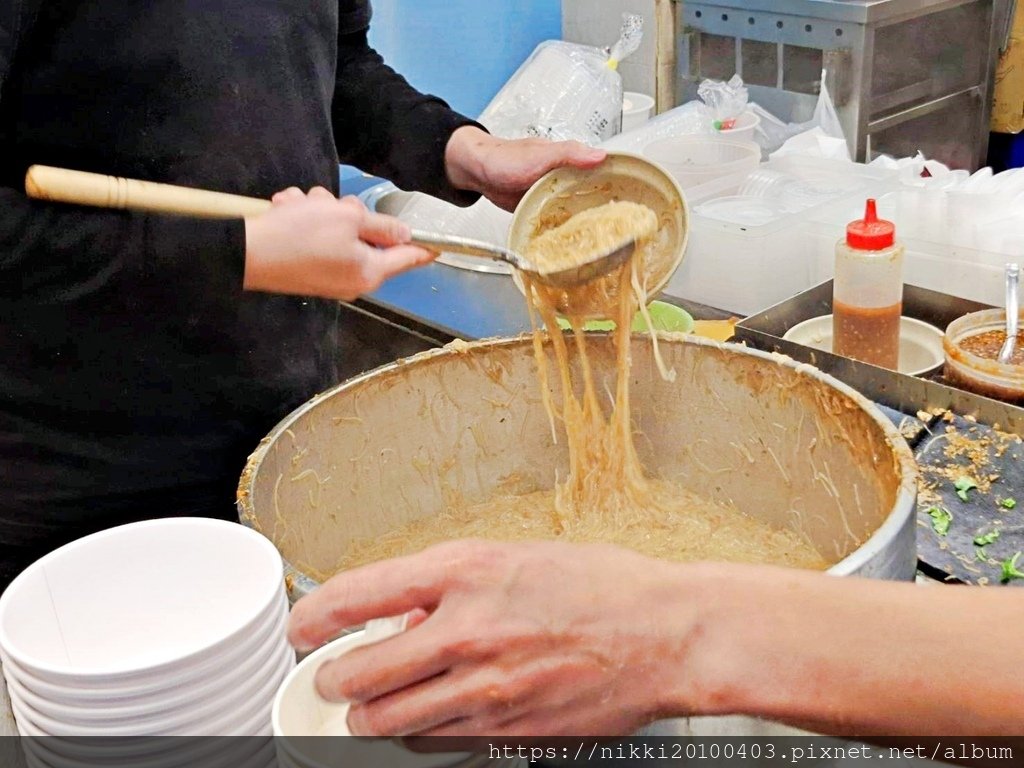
[314,619,453,703]
[361,245,436,285]
[308,186,336,200]
[346,664,520,737]
[271,186,304,204]
[338,194,367,214]
[359,210,412,247]
[288,543,467,651]
[405,608,431,630]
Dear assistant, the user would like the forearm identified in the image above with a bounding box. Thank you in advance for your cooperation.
[332,30,480,206]
[679,564,1024,736]
[0,189,244,301]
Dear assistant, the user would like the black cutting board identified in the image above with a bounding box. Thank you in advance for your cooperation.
[914,413,1024,586]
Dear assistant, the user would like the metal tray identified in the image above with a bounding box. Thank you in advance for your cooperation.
[734,281,1024,437]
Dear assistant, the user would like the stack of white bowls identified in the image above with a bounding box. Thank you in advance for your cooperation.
[0,518,292,767]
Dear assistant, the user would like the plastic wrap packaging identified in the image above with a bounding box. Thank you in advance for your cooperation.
[698,75,749,129]
[751,70,848,158]
[478,14,643,145]
[600,101,715,152]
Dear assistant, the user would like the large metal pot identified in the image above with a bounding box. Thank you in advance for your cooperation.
[238,334,917,602]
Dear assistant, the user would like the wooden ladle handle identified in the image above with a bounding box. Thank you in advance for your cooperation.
[25,165,273,219]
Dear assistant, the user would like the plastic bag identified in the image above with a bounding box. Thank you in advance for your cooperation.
[697,75,749,129]
[478,14,643,145]
[600,100,714,152]
[749,70,848,158]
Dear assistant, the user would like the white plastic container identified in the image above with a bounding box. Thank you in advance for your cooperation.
[621,91,655,132]
[666,155,898,315]
[642,136,760,189]
[717,110,760,143]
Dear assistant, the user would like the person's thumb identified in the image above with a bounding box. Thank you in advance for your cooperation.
[360,211,412,248]
[365,244,436,286]
[547,141,606,170]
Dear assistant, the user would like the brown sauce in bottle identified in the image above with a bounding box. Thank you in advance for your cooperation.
[833,300,901,369]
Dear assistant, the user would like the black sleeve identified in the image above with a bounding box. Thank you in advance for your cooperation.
[332,10,484,207]
[0,192,245,303]
[0,0,246,302]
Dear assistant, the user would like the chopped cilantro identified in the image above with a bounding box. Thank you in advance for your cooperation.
[1000,552,1024,584]
[954,476,978,502]
[974,530,1001,546]
[1001,498,1017,510]
[927,506,952,536]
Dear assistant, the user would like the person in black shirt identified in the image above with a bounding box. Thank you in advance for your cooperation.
[0,0,604,587]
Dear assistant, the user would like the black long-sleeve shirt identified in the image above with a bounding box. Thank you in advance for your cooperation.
[0,0,477,586]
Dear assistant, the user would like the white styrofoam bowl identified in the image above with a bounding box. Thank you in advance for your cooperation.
[0,518,284,683]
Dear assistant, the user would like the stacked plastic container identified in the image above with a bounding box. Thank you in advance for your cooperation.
[664,155,898,315]
[805,164,1024,308]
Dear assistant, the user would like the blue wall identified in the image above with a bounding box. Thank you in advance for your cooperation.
[367,0,562,119]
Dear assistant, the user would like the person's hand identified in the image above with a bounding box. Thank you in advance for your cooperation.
[243,187,435,300]
[287,539,724,737]
[445,126,607,211]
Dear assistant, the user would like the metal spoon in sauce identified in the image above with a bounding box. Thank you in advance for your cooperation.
[409,229,636,289]
[998,262,1020,364]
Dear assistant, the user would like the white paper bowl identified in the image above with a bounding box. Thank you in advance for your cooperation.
[783,315,944,376]
[273,630,470,768]
[21,730,276,768]
[0,519,284,683]
[10,641,293,737]
[2,595,288,706]
[5,629,291,727]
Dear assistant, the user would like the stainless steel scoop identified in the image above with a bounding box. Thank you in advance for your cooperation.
[409,229,635,289]
[998,262,1020,364]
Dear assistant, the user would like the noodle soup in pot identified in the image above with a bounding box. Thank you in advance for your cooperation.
[237,335,917,602]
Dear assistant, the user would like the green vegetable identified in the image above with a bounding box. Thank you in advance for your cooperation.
[976,547,990,562]
[927,506,953,536]
[1001,498,1017,510]
[974,530,1001,546]
[1000,552,1024,584]
[954,476,978,502]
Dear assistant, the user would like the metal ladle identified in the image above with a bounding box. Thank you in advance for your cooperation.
[23,165,636,290]
[409,229,636,289]
[998,262,1020,364]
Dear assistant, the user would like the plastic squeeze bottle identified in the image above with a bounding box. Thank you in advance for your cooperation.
[833,199,904,370]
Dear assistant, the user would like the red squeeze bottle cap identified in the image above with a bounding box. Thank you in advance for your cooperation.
[846,199,895,250]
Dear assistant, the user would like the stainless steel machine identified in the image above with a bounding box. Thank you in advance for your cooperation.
[563,0,1008,169]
